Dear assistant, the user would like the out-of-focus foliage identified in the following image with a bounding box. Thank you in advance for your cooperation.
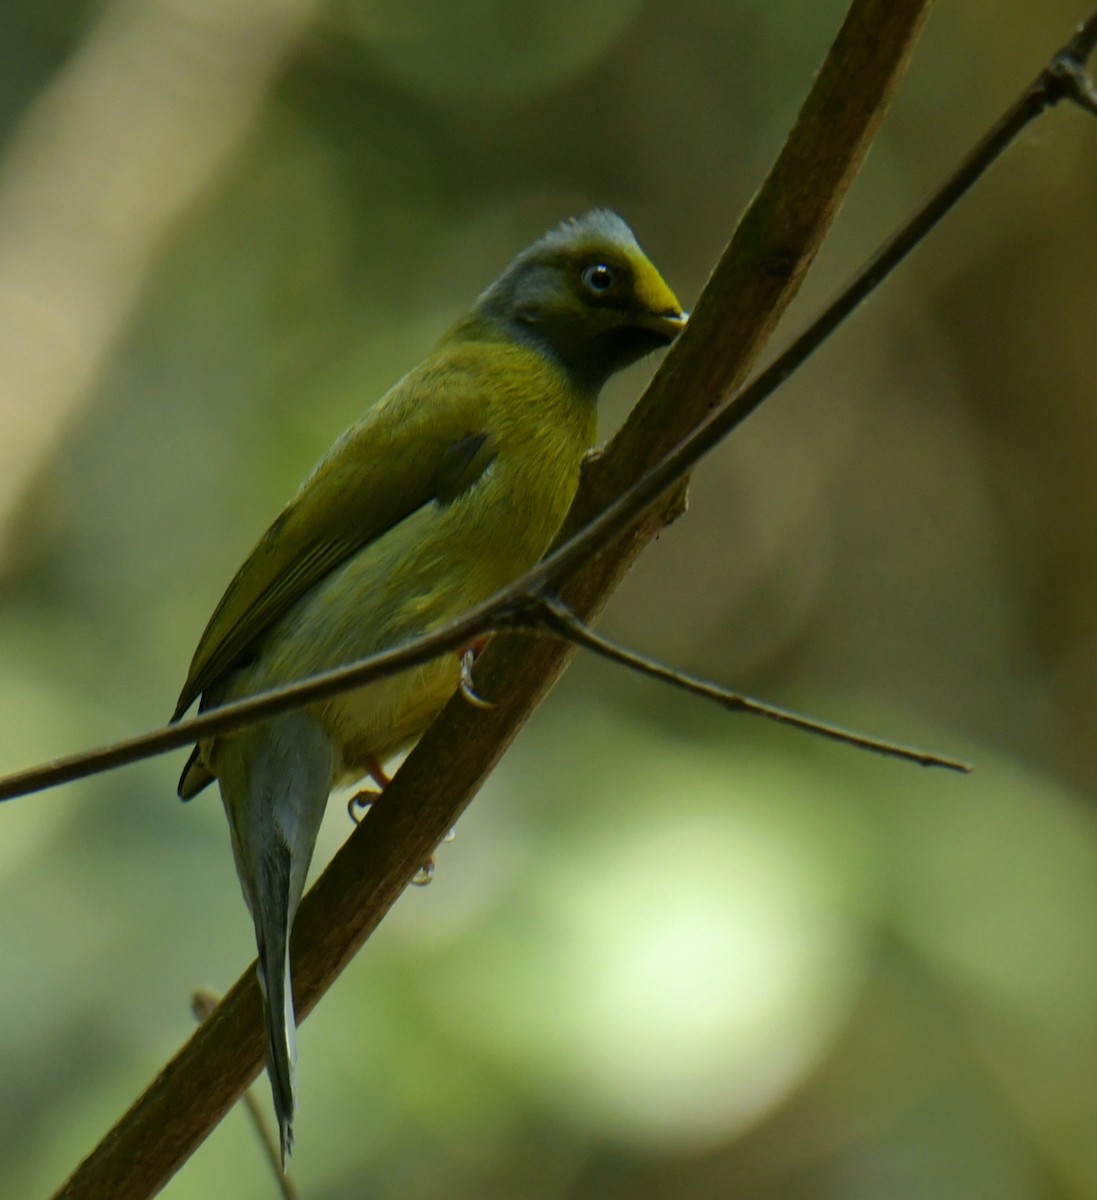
[1,0,1096,1196]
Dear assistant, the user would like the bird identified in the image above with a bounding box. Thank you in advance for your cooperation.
[172,210,685,1164]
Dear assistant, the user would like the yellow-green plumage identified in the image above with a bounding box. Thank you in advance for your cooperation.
[173,210,683,1165]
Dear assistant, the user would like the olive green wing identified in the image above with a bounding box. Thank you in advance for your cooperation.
[173,368,496,720]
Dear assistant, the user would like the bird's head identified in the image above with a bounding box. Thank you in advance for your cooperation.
[474,210,686,392]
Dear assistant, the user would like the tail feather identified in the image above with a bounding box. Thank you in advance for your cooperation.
[256,898,297,1166]
[214,709,333,1169]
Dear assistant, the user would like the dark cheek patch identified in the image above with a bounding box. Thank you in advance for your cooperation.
[609,325,671,364]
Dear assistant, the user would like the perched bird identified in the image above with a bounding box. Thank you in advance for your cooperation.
[173,210,684,1163]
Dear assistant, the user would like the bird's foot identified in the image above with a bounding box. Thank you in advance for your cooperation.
[410,827,457,887]
[350,807,438,885]
[459,637,493,709]
[346,757,393,823]
[347,788,380,825]
[347,758,448,885]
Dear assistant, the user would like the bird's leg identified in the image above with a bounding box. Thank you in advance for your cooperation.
[405,645,489,881]
[346,757,392,825]
[346,758,442,887]
[368,760,393,789]
[458,635,493,709]
[355,639,490,828]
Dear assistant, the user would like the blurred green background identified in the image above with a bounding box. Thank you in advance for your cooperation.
[1,0,1096,1196]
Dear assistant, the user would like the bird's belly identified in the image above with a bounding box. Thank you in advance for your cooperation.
[323,655,461,787]
[211,502,498,789]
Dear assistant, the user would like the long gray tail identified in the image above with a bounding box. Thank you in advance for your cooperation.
[214,709,333,1170]
[254,844,298,1166]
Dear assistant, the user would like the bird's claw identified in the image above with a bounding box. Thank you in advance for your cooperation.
[349,759,454,882]
[411,859,436,887]
[410,825,458,886]
[347,789,379,825]
[348,786,443,884]
[459,645,493,709]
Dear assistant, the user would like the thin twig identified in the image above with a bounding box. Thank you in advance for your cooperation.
[4,5,1096,808]
[524,594,972,772]
[191,991,300,1200]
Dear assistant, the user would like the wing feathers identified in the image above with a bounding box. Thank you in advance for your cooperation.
[173,356,498,719]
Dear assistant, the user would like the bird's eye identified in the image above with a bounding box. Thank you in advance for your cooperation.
[581,263,615,294]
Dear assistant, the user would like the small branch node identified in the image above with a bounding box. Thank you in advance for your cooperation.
[1041,10,1097,116]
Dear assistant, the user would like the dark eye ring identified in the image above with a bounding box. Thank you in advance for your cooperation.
[582,263,615,294]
